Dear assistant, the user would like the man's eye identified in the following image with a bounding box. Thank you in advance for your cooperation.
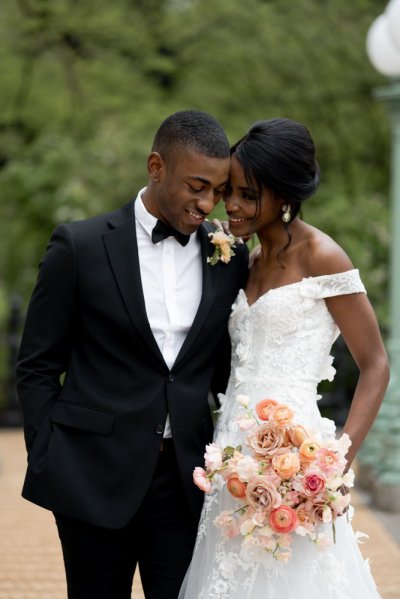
[189,185,202,192]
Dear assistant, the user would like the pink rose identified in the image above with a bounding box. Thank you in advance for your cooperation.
[193,467,212,493]
[245,475,282,513]
[227,475,247,499]
[248,422,286,458]
[303,471,326,496]
[269,505,299,534]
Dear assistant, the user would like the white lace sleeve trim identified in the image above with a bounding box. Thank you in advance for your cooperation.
[299,269,366,299]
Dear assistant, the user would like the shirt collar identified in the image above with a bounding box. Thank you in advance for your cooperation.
[134,187,157,239]
[134,187,198,246]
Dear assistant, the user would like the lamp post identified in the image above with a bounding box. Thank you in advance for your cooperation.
[360,0,400,510]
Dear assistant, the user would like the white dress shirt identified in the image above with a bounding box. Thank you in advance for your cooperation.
[134,189,202,437]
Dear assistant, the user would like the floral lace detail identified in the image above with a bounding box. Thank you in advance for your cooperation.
[179,270,380,599]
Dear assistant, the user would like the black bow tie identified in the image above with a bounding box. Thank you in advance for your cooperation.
[151,219,190,247]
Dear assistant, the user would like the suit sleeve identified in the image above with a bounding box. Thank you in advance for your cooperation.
[16,224,77,452]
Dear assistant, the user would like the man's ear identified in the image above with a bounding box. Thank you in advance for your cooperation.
[147,152,165,182]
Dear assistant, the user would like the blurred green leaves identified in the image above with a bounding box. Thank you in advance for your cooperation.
[0,0,391,325]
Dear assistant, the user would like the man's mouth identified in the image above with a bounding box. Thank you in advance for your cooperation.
[187,209,205,221]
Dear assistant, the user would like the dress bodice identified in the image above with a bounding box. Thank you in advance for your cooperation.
[218,269,366,442]
[229,269,365,390]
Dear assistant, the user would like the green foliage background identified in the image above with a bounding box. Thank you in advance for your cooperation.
[0,0,391,329]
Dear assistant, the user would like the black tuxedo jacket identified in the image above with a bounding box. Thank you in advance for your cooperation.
[17,200,248,529]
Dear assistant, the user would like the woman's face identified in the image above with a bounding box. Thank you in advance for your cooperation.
[223,155,283,237]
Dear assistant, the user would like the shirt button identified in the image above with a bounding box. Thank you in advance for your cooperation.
[155,424,164,435]
[168,374,174,382]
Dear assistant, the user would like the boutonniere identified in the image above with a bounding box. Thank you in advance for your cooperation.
[207,228,237,266]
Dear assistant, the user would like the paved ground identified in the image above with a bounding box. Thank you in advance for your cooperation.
[1,429,400,598]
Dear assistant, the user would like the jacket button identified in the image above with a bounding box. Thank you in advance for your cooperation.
[168,374,174,382]
[155,424,164,435]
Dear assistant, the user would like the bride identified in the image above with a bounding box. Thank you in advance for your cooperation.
[179,118,389,598]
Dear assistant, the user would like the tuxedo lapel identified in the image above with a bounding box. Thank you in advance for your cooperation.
[173,223,219,369]
[102,202,167,367]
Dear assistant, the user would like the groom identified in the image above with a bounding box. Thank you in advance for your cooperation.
[17,110,248,599]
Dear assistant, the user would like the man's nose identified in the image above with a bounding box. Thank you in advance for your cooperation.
[197,190,219,214]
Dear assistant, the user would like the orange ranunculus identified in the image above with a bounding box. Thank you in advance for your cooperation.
[299,439,321,462]
[272,452,301,479]
[255,399,278,421]
[271,404,295,428]
[269,505,299,534]
[226,475,247,499]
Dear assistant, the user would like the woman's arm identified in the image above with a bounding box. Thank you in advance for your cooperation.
[325,291,390,469]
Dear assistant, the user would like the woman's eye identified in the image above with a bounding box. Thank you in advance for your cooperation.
[242,192,256,201]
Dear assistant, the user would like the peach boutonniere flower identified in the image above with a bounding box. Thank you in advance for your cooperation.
[207,228,236,266]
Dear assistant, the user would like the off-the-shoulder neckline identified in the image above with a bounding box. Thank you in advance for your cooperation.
[241,268,360,308]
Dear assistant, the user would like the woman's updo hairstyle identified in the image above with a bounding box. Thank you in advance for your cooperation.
[231,118,320,222]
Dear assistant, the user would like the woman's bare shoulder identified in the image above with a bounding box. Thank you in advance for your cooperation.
[301,224,354,277]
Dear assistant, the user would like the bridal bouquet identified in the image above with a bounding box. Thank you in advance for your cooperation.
[193,396,354,563]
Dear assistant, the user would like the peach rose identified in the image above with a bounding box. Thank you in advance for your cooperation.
[287,425,309,447]
[271,404,295,428]
[227,475,247,499]
[303,472,326,495]
[299,439,321,462]
[269,505,299,534]
[255,399,278,421]
[245,475,282,513]
[247,422,286,458]
[193,467,212,493]
[272,452,301,479]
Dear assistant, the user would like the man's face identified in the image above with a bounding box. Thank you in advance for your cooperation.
[144,149,230,235]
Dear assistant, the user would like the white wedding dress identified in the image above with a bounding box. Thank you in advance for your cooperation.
[179,269,381,599]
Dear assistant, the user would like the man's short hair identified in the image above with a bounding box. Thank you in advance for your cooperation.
[152,110,230,163]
